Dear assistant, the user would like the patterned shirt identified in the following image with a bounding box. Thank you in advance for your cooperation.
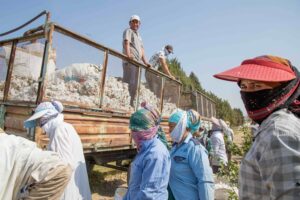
[149,48,168,70]
[239,109,300,200]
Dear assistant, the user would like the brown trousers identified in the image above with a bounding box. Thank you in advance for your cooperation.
[26,164,72,200]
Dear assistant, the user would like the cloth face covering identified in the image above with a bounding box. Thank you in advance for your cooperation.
[240,74,300,124]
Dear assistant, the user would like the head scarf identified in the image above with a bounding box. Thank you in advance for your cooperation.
[240,55,300,124]
[24,101,64,128]
[39,101,63,126]
[130,102,161,149]
[211,117,222,131]
[186,109,201,134]
[168,109,201,143]
[211,117,228,133]
[169,109,187,143]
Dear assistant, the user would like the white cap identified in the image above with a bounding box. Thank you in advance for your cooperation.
[130,15,140,22]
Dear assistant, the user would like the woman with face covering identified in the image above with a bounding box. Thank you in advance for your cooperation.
[168,109,214,200]
[214,55,300,199]
[24,101,91,200]
[124,102,171,200]
[210,117,228,173]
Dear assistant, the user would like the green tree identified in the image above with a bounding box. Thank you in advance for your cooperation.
[189,72,203,91]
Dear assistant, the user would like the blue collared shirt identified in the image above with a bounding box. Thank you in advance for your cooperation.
[124,136,171,200]
[169,133,214,200]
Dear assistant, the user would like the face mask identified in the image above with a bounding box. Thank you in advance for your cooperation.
[132,133,141,152]
[240,82,289,123]
[164,48,170,56]
[41,122,51,136]
[240,89,274,111]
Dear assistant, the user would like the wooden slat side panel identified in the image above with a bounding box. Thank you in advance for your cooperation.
[3,106,174,152]
[64,113,130,123]
[36,112,132,151]
[5,116,27,131]
[38,133,131,149]
[71,124,130,135]
[5,106,33,115]
[3,106,32,140]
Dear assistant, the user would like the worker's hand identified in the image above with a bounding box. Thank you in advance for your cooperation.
[170,75,176,80]
[145,62,151,68]
[127,54,134,60]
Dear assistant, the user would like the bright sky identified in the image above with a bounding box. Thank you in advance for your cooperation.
[1,0,300,114]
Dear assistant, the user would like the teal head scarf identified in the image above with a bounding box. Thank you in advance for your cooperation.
[186,109,201,134]
[168,109,201,134]
[168,109,185,124]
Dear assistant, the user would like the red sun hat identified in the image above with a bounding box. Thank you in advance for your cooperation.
[214,55,296,82]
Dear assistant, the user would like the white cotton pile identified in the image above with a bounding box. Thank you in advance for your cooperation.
[3,62,178,114]
[162,102,178,116]
[138,83,160,111]
[102,76,133,111]
[8,76,39,102]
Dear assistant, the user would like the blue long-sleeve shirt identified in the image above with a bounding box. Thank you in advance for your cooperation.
[169,133,214,200]
[124,136,171,200]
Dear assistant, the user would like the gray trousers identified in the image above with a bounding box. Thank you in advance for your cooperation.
[123,63,139,105]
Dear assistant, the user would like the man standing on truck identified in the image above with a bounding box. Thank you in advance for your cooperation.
[123,15,151,106]
[0,127,71,200]
[24,101,91,200]
[146,45,175,97]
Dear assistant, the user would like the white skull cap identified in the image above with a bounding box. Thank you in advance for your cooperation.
[130,15,140,22]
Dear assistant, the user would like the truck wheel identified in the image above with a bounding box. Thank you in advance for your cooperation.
[86,159,95,174]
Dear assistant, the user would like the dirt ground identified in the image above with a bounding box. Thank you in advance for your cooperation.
[89,165,127,200]
[89,127,244,200]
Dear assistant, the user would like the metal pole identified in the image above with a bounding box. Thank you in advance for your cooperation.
[37,23,54,104]
[3,40,17,102]
[160,77,165,113]
[135,66,142,111]
[0,105,6,129]
[99,50,108,107]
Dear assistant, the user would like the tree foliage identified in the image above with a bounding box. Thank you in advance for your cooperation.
[167,58,244,125]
